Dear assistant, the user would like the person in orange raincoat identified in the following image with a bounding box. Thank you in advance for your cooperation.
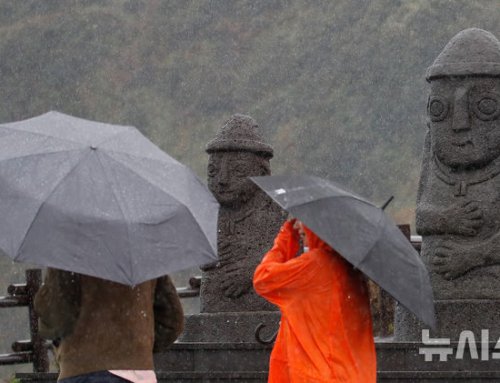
[253,219,376,382]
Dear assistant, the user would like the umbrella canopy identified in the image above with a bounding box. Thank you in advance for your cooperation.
[0,111,219,286]
[251,174,435,329]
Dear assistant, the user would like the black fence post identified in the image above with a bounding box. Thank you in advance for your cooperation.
[25,269,49,372]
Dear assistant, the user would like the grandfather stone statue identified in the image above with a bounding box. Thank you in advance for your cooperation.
[200,114,285,312]
[417,28,500,297]
[396,28,500,340]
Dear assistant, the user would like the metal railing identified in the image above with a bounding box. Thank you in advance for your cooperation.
[176,276,201,298]
[0,269,49,371]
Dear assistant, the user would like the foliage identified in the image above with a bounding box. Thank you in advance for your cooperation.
[0,0,496,210]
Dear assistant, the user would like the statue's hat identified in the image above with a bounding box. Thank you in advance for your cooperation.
[426,28,500,81]
[206,114,273,158]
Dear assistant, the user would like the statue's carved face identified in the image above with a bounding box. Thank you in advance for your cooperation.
[207,151,269,208]
[429,77,500,169]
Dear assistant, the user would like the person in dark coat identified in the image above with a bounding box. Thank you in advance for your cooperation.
[34,268,184,383]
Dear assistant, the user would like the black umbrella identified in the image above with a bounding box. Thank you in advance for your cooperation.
[251,174,435,329]
[0,111,219,286]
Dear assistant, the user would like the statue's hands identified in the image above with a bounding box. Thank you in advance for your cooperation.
[220,264,252,298]
[200,260,219,271]
[442,201,483,236]
[212,238,256,298]
[432,241,478,280]
[200,243,237,271]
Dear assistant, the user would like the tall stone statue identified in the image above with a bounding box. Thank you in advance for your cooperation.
[396,28,500,340]
[200,114,285,312]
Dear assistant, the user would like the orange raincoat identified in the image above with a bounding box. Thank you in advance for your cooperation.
[253,220,376,382]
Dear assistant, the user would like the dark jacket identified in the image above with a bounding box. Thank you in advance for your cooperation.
[34,268,184,380]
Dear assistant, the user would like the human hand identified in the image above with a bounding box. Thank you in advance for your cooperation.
[281,216,297,233]
[292,219,305,243]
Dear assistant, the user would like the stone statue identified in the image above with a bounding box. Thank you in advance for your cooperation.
[200,114,285,312]
[393,28,500,342]
[416,28,500,300]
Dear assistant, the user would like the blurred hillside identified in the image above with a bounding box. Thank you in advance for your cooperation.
[0,0,497,208]
[0,0,499,377]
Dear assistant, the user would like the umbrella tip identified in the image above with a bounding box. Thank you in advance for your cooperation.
[380,196,394,210]
[90,145,97,150]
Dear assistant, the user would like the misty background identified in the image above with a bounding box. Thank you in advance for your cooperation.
[0,0,499,377]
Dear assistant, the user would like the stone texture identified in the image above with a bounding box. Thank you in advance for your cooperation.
[154,342,273,372]
[395,29,500,346]
[416,28,500,300]
[391,27,500,380]
[395,300,500,341]
[178,311,280,343]
[21,340,500,382]
[426,28,500,80]
[201,114,285,313]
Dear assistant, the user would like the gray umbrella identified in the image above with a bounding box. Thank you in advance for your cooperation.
[251,174,436,329]
[0,111,219,286]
